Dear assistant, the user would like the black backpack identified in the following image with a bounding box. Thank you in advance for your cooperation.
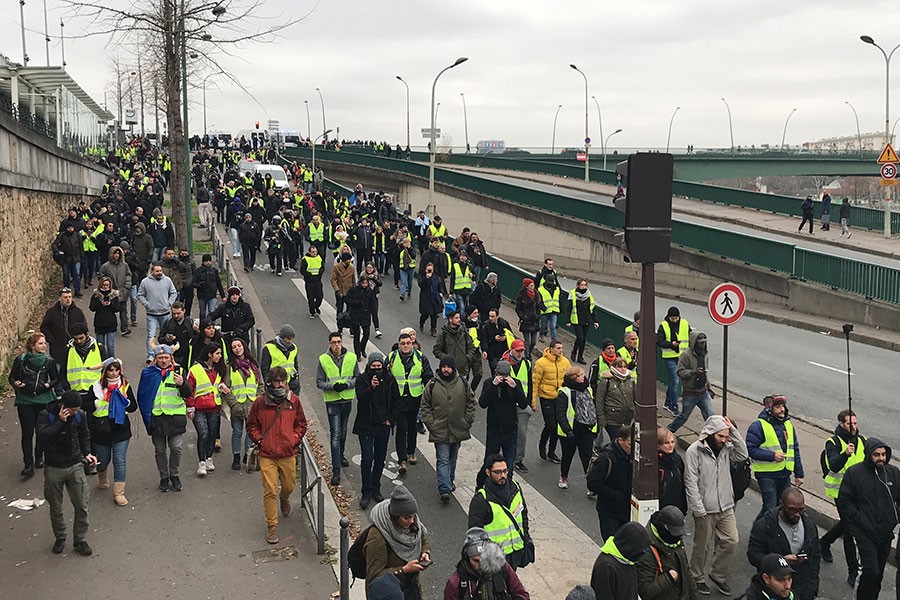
[730,457,751,501]
[347,525,373,579]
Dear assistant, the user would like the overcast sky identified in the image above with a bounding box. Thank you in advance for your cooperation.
[6,1,898,151]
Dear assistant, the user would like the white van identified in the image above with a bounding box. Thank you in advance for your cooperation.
[253,164,290,192]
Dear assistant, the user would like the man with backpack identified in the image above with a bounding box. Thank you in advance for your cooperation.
[587,426,634,540]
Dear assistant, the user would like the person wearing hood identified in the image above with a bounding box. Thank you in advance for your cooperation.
[261,324,301,394]
[636,506,698,600]
[364,485,431,599]
[667,332,713,434]
[89,276,122,358]
[444,526,531,599]
[656,306,690,416]
[36,390,98,556]
[591,521,652,600]
[130,220,154,275]
[40,287,88,366]
[247,365,309,545]
[536,273,560,344]
[316,332,360,486]
[87,358,137,506]
[533,340,570,465]
[421,355,477,503]
[835,436,900,598]
[594,357,636,442]
[563,278,601,365]
[587,426,633,539]
[52,222,85,297]
[353,352,399,508]
[746,394,804,519]
[434,310,478,382]
[514,278,540,358]
[555,366,598,490]
[683,415,748,596]
[345,277,379,359]
[747,488,820,600]
[798,196,814,235]
[744,554,796,600]
[98,246,132,335]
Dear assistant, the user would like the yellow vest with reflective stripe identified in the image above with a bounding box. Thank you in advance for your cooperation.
[303,254,324,276]
[538,285,560,315]
[751,419,795,474]
[92,383,130,418]
[265,343,298,379]
[427,224,446,239]
[309,222,325,242]
[453,263,473,291]
[569,291,595,325]
[319,352,358,402]
[189,363,222,406]
[389,350,424,397]
[510,360,530,397]
[557,387,598,436]
[152,371,187,416]
[824,435,866,498]
[660,319,690,359]
[66,345,103,391]
[230,367,258,404]
[479,483,526,556]
[400,248,417,269]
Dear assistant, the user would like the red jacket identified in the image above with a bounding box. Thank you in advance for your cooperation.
[247,393,308,458]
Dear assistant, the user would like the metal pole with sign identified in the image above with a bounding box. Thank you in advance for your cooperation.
[708,282,747,415]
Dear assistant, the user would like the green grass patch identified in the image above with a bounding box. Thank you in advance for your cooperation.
[192,213,200,224]
[193,240,213,255]
[163,198,172,209]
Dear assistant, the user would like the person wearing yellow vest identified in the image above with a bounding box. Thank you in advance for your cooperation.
[389,333,434,474]
[554,366,598,490]
[624,311,641,348]
[223,338,264,470]
[618,330,639,377]
[467,454,533,569]
[398,237,417,300]
[63,323,109,409]
[819,409,864,571]
[500,340,533,473]
[426,216,447,243]
[746,394,805,521]
[307,214,327,259]
[656,306,691,415]
[564,278,601,365]
[315,332,360,486]
[187,342,230,477]
[450,251,475,315]
[87,359,136,506]
[537,273,561,344]
[260,325,300,394]
[299,244,325,318]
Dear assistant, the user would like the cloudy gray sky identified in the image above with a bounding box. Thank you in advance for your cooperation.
[6,1,895,151]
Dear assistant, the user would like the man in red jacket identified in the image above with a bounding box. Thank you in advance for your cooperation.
[247,366,309,545]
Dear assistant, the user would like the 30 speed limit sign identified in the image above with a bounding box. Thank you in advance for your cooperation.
[881,162,897,179]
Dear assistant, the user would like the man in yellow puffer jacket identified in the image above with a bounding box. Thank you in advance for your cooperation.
[532,341,570,463]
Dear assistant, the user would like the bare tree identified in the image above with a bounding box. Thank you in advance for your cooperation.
[63,0,307,251]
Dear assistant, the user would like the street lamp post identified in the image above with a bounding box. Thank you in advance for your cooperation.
[429,57,469,200]
[780,108,797,151]
[603,128,623,169]
[570,64,589,181]
[721,97,735,157]
[396,76,410,150]
[315,87,326,140]
[434,102,441,126]
[845,101,863,157]
[666,106,680,153]
[304,100,310,140]
[460,93,469,153]
[551,104,562,154]
[591,95,605,161]
[311,129,333,176]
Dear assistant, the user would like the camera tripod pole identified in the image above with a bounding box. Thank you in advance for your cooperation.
[843,324,853,414]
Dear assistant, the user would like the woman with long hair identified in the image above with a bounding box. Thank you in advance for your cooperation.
[187,342,230,477]
[417,262,444,337]
[514,278,540,358]
[8,332,61,479]
[88,359,137,505]
[657,427,688,514]
[224,338,263,470]
[554,365,597,490]
[89,276,122,358]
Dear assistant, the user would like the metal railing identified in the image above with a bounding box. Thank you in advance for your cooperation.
[339,518,350,600]
[298,437,326,554]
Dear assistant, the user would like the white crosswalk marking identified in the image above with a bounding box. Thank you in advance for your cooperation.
[292,278,600,597]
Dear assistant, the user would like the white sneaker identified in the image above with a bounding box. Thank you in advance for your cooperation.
[375,330,383,338]
[206,457,215,472]
[197,461,207,477]
[558,476,568,489]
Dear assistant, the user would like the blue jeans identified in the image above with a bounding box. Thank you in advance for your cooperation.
[153,247,165,262]
[326,401,352,475]
[129,284,138,321]
[667,391,714,434]
[358,424,390,496]
[434,441,461,495]
[664,358,680,410]
[198,297,218,320]
[93,438,130,482]
[229,228,241,256]
[192,410,221,461]
[230,415,253,455]
[399,268,415,297]
[146,314,169,359]
[484,430,517,478]
[539,313,558,341]
[756,475,792,520]
[97,332,116,359]
[63,262,81,295]
[454,293,469,316]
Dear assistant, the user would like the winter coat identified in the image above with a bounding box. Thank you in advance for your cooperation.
[331,261,356,295]
[36,401,91,468]
[746,408,805,480]
[160,257,187,290]
[747,508,821,600]
[193,265,225,300]
[433,323,477,378]
[149,219,175,248]
[98,247,132,301]
[591,545,640,600]
[479,377,528,435]
[470,282,502,321]
[443,560,530,600]
[514,289,540,333]
[364,524,431,598]
[246,393,308,459]
[587,441,633,521]
[658,451,688,515]
[89,289,122,335]
[531,347,571,401]
[8,352,60,406]
[418,272,444,316]
[40,301,87,366]
[479,318,513,362]
[238,220,262,246]
[87,382,138,446]
[208,298,256,339]
[159,316,193,367]
[800,198,814,217]
[352,370,400,436]
[421,373,476,444]
[345,283,378,327]
[836,437,900,543]
[52,230,83,264]
[467,478,532,570]
[595,371,636,428]
[683,417,749,517]
[635,525,698,600]
[676,331,709,395]
[131,225,154,272]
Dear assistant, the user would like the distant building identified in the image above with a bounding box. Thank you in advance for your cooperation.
[803,132,885,153]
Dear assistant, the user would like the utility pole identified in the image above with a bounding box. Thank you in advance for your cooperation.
[138,54,146,136]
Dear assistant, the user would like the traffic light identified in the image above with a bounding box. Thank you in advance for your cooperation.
[255,121,260,130]
[612,153,673,264]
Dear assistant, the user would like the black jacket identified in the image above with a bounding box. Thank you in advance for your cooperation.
[159,316,193,367]
[836,437,900,543]
[193,265,225,300]
[744,574,790,600]
[479,318,513,362]
[824,425,866,475]
[514,289,540,333]
[479,377,528,435]
[470,283,502,323]
[658,451,688,515]
[592,551,640,600]
[467,479,531,569]
[344,283,378,327]
[209,298,256,339]
[89,290,122,335]
[87,383,138,446]
[352,369,400,436]
[40,302,87,366]
[747,508,820,600]
[36,401,91,468]
[587,441,633,521]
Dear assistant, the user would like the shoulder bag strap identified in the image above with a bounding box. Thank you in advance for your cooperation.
[257,402,288,444]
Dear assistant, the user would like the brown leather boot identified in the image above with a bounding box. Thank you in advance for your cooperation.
[266,526,279,544]
[113,481,128,506]
[97,470,110,490]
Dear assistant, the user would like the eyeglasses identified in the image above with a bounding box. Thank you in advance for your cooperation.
[489,468,508,475]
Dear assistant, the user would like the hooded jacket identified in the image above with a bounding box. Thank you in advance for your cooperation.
[131,222,154,272]
[137,273,178,316]
[676,332,708,394]
[591,522,652,600]
[635,518,698,600]
[836,437,900,543]
[683,416,749,517]
[746,408,805,480]
[747,507,820,600]
[531,347,571,402]
[98,246,132,300]
[587,440,633,521]
[208,297,256,339]
[36,400,91,468]
[479,375,528,434]
[434,322,477,378]
[421,368,476,444]
[596,370,636,428]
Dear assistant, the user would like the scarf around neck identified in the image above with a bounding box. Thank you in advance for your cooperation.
[370,499,425,563]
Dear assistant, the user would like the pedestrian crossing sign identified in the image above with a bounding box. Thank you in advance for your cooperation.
[877,143,899,164]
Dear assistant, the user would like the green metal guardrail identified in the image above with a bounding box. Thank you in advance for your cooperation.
[283,147,900,305]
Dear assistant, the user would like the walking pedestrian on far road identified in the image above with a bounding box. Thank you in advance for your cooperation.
[839,197,852,238]
[819,191,832,231]
[657,306,690,416]
[746,394,804,520]
[315,332,359,486]
[797,196,814,235]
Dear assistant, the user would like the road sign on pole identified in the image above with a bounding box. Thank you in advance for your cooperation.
[576,152,587,161]
[708,282,746,415]
[421,128,441,138]
[881,163,897,179]
[878,143,899,164]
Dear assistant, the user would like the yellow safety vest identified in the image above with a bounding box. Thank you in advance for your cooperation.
[389,350,424,397]
[824,435,866,498]
[617,346,638,380]
[265,342,298,379]
[319,352,358,402]
[303,169,314,183]
[66,345,103,391]
[510,360,530,397]
[309,222,325,242]
[230,367,258,404]
[400,248,417,269]
[468,327,481,349]
[453,263,473,291]
[151,370,187,416]
[659,319,690,359]
[479,483,526,556]
[557,386,598,436]
[538,285,560,315]
[189,363,222,406]
[750,419,795,474]
[92,383,130,418]
[303,254,324,276]
[427,224,447,239]
[569,291,595,325]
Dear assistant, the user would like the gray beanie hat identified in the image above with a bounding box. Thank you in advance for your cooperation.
[367,352,385,368]
[278,324,296,339]
[388,485,418,516]
[496,360,511,376]
[566,585,597,600]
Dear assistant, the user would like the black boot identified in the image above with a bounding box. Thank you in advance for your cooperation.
[232,454,241,470]
[21,463,35,479]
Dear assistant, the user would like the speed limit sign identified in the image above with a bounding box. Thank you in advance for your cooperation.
[881,162,896,179]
